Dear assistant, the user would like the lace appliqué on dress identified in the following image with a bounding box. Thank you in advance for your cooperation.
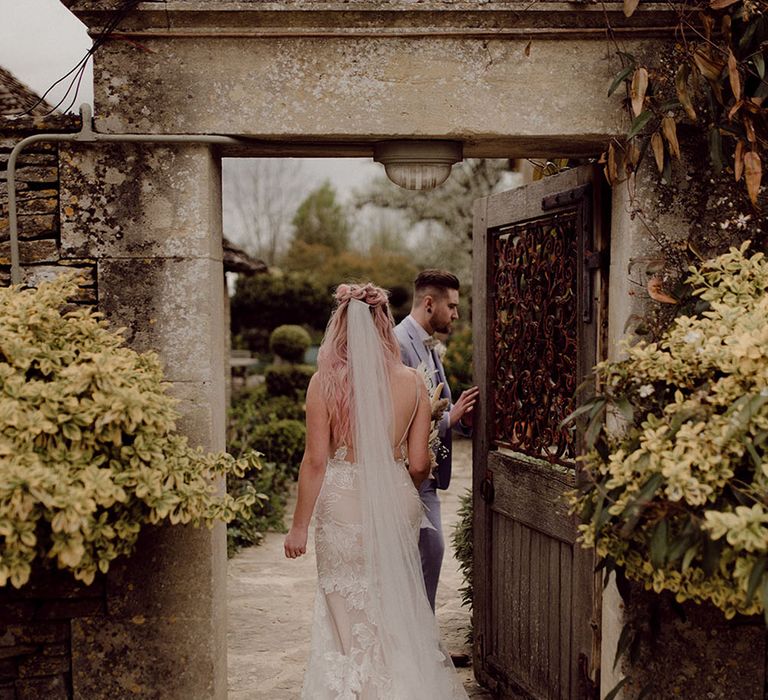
[303,451,394,699]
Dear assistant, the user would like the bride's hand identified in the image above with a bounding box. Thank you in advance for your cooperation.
[284,527,308,559]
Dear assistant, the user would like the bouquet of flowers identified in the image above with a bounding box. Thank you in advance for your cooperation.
[417,362,450,475]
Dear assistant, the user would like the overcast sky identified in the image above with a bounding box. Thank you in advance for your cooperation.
[0,0,382,198]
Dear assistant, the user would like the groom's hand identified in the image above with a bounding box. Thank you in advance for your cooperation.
[449,386,479,428]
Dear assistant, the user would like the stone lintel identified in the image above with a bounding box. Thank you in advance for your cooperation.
[68,2,678,37]
[86,34,663,154]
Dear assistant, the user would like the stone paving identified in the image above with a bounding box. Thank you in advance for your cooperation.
[227,437,492,699]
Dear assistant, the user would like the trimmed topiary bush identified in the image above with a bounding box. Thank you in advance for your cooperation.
[264,364,314,398]
[269,324,311,363]
[227,387,305,460]
[0,273,259,587]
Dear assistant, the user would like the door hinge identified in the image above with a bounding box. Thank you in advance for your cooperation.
[480,470,495,505]
[541,183,591,210]
[582,249,605,324]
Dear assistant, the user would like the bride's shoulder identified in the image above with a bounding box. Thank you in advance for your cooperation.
[391,365,421,387]
[305,370,323,395]
[392,364,417,378]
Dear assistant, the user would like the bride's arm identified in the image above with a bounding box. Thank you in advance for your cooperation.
[284,374,330,559]
[407,380,432,489]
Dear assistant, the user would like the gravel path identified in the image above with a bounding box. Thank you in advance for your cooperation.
[227,437,491,699]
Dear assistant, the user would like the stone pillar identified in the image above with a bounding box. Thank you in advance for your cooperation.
[59,143,227,700]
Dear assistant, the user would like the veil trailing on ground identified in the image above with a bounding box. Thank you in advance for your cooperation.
[346,298,467,699]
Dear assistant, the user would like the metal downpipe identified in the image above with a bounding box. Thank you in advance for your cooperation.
[7,103,244,286]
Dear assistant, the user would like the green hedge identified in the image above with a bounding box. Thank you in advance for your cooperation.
[227,463,287,554]
[227,388,307,556]
[251,420,306,478]
[264,364,314,398]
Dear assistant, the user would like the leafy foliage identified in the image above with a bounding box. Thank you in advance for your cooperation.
[226,461,289,556]
[289,181,350,254]
[281,241,417,318]
[0,273,259,587]
[451,488,474,616]
[227,385,305,459]
[248,420,306,477]
[605,2,768,209]
[567,243,768,620]
[226,385,307,555]
[269,324,311,363]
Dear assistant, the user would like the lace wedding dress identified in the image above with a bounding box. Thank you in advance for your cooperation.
[301,299,468,700]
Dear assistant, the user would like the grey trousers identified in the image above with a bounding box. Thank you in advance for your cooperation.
[418,480,444,611]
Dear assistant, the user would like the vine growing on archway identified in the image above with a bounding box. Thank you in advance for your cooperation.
[607,1,768,203]
[601,1,768,335]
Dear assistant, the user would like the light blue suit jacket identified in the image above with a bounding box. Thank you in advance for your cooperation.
[394,315,469,490]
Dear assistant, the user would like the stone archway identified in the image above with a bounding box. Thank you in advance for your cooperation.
[20,2,680,697]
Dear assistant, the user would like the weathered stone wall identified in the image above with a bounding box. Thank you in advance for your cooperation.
[0,117,98,700]
[620,585,765,699]
[0,569,106,700]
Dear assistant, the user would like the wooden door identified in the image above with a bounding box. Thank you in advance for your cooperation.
[471,166,607,700]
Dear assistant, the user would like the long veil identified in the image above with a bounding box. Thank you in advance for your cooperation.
[347,299,467,699]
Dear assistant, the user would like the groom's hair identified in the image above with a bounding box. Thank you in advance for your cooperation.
[413,269,460,302]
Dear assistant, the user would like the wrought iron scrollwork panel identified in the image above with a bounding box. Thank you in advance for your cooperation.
[491,212,578,465]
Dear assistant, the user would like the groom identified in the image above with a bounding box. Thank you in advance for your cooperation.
[394,270,479,611]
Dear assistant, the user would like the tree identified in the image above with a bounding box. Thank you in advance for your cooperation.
[222,159,308,266]
[230,272,333,352]
[353,159,513,280]
[289,181,350,254]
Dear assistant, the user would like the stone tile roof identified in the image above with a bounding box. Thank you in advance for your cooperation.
[223,237,267,275]
[0,66,56,118]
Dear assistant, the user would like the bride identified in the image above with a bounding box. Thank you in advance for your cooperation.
[284,283,468,699]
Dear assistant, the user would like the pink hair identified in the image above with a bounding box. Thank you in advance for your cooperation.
[317,282,402,447]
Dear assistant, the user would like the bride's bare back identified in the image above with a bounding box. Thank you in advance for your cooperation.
[329,365,432,470]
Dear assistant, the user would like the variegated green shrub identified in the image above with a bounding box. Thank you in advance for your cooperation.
[570,242,768,620]
[0,273,259,588]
